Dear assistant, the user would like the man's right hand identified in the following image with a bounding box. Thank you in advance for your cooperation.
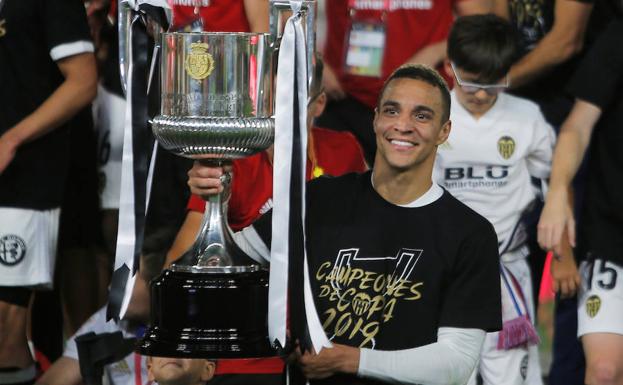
[187,161,230,200]
[537,188,576,255]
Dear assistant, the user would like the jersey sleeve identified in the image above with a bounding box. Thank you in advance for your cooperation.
[439,222,502,332]
[43,0,94,61]
[187,194,207,213]
[568,20,623,110]
[526,114,556,180]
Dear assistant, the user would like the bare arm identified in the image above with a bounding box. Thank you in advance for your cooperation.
[0,52,97,173]
[165,211,203,268]
[537,99,601,252]
[35,357,83,385]
[244,0,270,32]
[508,0,593,88]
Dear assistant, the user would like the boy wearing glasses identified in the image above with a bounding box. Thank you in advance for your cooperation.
[434,14,556,385]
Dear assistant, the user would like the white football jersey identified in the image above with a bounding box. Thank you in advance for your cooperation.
[64,307,150,385]
[434,92,555,261]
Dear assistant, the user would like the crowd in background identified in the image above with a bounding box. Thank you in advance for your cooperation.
[0,0,622,384]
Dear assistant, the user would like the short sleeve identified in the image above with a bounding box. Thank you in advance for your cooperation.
[526,115,556,179]
[187,194,207,213]
[568,20,623,110]
[439,223,502,332]
[42,0,94,61]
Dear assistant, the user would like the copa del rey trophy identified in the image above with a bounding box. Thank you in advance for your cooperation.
[138,1,317,358]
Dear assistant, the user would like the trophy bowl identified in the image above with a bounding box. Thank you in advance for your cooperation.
[138,31,277,359]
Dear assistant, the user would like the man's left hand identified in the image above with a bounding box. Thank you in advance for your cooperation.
[291,343,360,379]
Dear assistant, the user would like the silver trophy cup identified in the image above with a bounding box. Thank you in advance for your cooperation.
[139,1,316,359]
[154,31,275,269]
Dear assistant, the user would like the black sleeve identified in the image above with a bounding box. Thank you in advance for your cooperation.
[439,223,502,332]
[568,20,623,110]
[42,0,92,55]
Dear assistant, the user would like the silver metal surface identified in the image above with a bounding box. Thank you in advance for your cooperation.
[154,32,275,159]
[156,3,316,269]
[270,0,317,92]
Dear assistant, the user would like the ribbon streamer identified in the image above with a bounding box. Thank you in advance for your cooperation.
[270,0,330,357]
[108,0,169,321]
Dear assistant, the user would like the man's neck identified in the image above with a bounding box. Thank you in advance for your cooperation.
[372,161,434,206]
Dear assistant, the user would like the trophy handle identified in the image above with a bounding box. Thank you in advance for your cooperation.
[172,160,258,270]
[269,0,317,91]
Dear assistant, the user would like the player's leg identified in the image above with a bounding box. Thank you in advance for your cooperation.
[582,333,623,385]
[0,208,60,384]
[0,294,36,385]
[508,258,543,384]
[578,258,623,385]
[478,330,533,385]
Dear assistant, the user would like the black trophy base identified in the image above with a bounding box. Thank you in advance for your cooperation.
[138,268,278,359]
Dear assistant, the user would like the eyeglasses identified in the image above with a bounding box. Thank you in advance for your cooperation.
[450,62,509,96]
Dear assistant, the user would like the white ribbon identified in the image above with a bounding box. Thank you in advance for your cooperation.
[270,0,330,353]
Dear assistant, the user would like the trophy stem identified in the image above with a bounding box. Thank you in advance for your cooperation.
[172,163,257,269]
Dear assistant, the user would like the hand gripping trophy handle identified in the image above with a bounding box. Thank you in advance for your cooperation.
[173,159,249,270]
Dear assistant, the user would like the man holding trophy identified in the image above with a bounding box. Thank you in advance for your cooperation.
[187,64,504,384]
[116,1,502,384]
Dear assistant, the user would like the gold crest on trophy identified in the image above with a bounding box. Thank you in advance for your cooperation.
[185,42,214,80]
[497,136,515,160]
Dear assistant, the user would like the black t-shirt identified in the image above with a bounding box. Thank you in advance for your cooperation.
[254,172,502,385]
[568,20,623,264]
[509,0,620,126]
[0,0,92,209]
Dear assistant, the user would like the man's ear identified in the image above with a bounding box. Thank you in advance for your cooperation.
[201,360,217,382]
[437,119,451,145]
[311,92,327,118]
[443,59,453,79]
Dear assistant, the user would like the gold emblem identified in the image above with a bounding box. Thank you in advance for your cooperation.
[185,42,214,80]
[498,136,515,160]
[0,20,7,38]
[352,293,372,316]
[586,295,601,318]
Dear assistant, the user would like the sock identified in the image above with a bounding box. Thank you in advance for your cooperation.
[0,366,36,385]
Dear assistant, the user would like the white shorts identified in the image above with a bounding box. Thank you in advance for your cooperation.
[0,207,60,288]
[467,258,543,385]
[578,258,623,337]
[93,84,125,210]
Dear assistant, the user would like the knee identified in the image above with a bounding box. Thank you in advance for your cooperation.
[587,360,621,385]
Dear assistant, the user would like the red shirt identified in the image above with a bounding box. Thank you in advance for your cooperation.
[324,0,458,108]
[187,127,367,230]
[169,0,251,32]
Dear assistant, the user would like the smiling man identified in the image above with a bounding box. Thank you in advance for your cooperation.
[188,64,502,385]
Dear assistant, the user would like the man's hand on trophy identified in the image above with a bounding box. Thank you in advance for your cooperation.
[289,341,360,379]
[187,160,233,200]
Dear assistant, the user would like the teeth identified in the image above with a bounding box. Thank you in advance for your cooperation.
[391,140,414,147]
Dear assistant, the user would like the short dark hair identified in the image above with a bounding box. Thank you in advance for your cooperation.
[378,64,451,123]
[448,14,519,84]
